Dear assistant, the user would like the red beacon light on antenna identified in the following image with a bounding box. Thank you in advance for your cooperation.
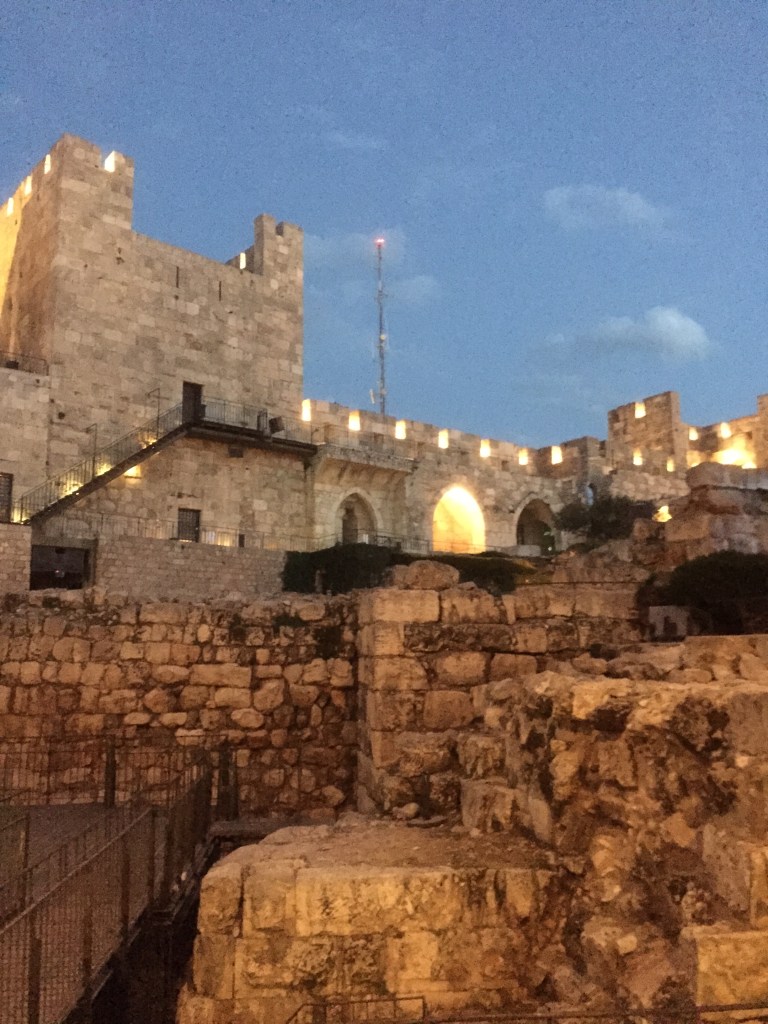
[375,237,385,247]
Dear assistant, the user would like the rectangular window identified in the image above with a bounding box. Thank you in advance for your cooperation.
[0,473,12,523]
[177,508,201,543]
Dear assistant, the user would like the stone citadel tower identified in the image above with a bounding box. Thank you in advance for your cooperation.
[0,135,763,596]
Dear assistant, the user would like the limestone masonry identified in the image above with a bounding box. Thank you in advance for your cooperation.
[2,134,763,595]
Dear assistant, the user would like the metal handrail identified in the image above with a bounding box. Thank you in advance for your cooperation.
[13,403,185,523]
[0,350,49,375]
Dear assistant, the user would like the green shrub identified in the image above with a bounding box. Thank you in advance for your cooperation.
[556,494,654,545]
[282,544,530,595]
[657,551,768,634]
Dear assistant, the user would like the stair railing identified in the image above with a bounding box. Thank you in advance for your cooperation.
[13,403,185,524]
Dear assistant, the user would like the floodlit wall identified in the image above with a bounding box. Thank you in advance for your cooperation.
[1,135,303,480]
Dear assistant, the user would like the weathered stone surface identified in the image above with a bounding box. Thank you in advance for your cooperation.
[423,690,474,730]
[395,560,460,591]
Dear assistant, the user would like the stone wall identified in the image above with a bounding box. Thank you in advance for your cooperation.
[41,437,311,550]
[0,591,357,814]
[0,524,31,595]
[457,634,768,1008]
[656,462,768,565]
[2,134,303,482]
[93,537,286,601]
[0,367,50,494]
[179,818,560,1024]
[356,559,645,816]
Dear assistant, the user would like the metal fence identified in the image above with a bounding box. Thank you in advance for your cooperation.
[0,740,212,1024]
[0,737,208,808]
[285,996,427,1023]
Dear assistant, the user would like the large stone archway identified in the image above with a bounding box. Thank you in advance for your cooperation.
[515,498,555,554]
[432,486,485,554]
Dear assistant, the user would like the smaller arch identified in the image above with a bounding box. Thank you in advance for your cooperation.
[515,498,556,554]
[432,485,486,554]
[336,492,377,545]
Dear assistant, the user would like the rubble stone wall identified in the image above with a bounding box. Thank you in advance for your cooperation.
[0,591,357,814]
[458,634,768,1007]
[356,558,645,817]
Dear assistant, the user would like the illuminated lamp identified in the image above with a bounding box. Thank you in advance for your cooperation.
[44,154,51,174]
[239,252,247,270]
[551,445,563,465]
[720,422,732,439]
[654,505,672,523]
[479,439,491,458]
[395,420,407,440]
[437,429,449,449]
[518,448,529,466]
[633,450,643,467]
[348,410,361,432]
[688,427,699,441]
[301,399,312,423]
[104,152,117,173]
[666,458,675,473]
[23,176,32,196]
[6,197,13,216]
[634,401,646,419]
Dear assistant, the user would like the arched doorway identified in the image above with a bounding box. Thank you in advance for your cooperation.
[432,486,485,553]
[337,494,377,544]
[516,499,555,554]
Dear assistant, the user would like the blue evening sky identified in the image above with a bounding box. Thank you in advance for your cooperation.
[1,1,766,446]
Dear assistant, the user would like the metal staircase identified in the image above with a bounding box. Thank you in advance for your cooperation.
[13,403,187,524]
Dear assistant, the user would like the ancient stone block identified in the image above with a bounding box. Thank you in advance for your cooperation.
[190,664,251,688]
[358,589,439,625]
[423,690,474,730]
[433,651,487,686]
[440,587,503,624]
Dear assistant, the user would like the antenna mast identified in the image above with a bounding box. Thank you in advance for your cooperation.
[374,237,387,416]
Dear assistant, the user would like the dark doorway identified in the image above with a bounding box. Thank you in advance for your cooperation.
[182,382,204,423]
[30,546,90,589]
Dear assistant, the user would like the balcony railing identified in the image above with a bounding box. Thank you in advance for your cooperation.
[0,349,49,375]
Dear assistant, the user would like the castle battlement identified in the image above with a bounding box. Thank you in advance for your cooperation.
[0,136,761,596]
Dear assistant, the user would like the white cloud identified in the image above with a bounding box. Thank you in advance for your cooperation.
[305,228,406,272]
[574,306,712,360]
[324,129,386,152]
[544,185,669,231]
[391,274,439,306]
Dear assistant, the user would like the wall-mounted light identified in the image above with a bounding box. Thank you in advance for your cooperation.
[239,252,247,270]
[104,152,117,173]
[348,410,361,432]
[633,449,643,466]
[44,154,51,174]
[666,457,675,473]
[688,427,699,441]
[301,399,312,423]
[437,429,449,449]
[23,176,32,196]
[479,439,491,459]
[518,448,529,466]
[719,421,732,439]
[6,197,14,216]
[634,401,646,419]
[551,445,563,465]
[395,419,407,440]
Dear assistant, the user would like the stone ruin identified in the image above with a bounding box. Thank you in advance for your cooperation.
[178,558,768,1023]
